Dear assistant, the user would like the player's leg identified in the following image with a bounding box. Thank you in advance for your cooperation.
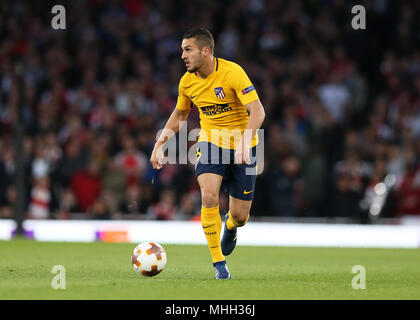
[198,172,223,208]
[221,148,257,255]
[222,197,252,256]
[227,196,252,228]
[197,172,224,263]
[197,172,230,279]
[195,141,230,279]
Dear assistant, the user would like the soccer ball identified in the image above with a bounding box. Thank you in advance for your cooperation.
[131,241,167,277]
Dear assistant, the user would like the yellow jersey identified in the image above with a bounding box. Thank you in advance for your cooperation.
[175,58,259,150]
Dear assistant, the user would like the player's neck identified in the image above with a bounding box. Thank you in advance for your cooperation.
[195,57,215,79]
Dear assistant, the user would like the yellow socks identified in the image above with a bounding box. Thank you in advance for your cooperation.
[201,205,224,263]
[201,207,250,262]
[226,211,249,231]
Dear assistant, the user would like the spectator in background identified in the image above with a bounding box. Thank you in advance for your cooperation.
[55,138,87,187]
[395,164,420,216]
[0,146,15,211]
[301,143,328,217]
[118,183,149,215]
[89,194,112,220]
[88,132,112,171]
[328,171,363,219]
[27,176,51,219]
[88,95,118,131]
[114,134,147,186]
[318,71,350,125]
[102,159,127,208]
[177,192,201,220]
[0,185,16,219]
[147,188,177,220]
[268,155,303,217]
[70,159,102,213]
[333,150,372,195]
[55,188,82,220]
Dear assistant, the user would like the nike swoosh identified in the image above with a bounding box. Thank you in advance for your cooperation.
[243,190,254,195]
[202,224,215,229]
[190,95,197,99]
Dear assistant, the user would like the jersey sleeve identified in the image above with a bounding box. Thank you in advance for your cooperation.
[175,76,191,111]
[231,64,259,106]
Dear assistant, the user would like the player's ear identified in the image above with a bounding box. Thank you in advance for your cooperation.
[203,46,211,57]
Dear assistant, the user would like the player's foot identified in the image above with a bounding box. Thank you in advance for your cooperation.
[213,260,231,279]
[221,213,237,256]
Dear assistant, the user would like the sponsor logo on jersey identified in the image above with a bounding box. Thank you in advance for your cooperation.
[200,103,232,116]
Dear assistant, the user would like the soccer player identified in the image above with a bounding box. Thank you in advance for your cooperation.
[150,28,265,279]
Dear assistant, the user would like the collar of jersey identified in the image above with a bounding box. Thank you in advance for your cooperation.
[194,57,218,79]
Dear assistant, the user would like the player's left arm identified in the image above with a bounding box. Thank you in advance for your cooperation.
[230,63,265,164]
[235,99,265,164]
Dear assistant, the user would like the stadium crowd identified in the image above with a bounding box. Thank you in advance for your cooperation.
[1,0,420,222]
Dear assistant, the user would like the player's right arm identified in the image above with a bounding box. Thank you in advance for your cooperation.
[150,107,190,169]
[150,76,191,170]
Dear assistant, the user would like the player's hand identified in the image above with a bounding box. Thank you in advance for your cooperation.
[235,139,251,165]
[150,145,164,170]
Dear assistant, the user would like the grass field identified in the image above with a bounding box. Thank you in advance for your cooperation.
[1,238,420,300]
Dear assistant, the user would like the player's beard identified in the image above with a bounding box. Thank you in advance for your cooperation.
[186,56,202,73]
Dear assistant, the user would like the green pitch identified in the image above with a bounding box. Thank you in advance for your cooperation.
[1,238,420,300]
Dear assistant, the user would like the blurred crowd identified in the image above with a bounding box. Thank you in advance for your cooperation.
[1,0,420,221]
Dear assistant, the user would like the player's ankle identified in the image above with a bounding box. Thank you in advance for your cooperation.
[226,224,237,231]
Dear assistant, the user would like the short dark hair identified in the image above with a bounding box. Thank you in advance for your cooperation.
[183,28,214,55]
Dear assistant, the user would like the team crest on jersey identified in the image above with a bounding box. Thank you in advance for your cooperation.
[214,87,225,99]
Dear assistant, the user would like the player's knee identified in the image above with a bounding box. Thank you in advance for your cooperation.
[201,191,219,208]
[230,210,249,226]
